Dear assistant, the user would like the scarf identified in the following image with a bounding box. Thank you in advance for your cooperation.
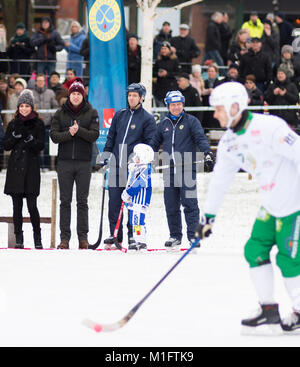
[67,98,85,115]
[11,31,28,45]
[18,111,37,122]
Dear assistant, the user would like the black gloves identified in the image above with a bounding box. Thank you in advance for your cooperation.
[97,158,108,170]
[12,124,25,139]
[195,215,215,239]
[204,151,215,172]
[12,124,33,142]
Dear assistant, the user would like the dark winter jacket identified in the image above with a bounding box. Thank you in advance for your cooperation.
[80,37,89,80]
[7,32,34,75]
[246,87,264,106]
[101,105,156,169]
[205,20,222,53]
[155,29,173,44]
[179,84,203,122]
[202,78,223,129]
[228,41,246,65]
[153,53,180,102]
[239,49,273,84]
[151,111,210,172]
[50,100,99,161]
[261,31,280,64]
[265,78,299,125]
[219,22,233,63]
[4,113,45,196]
[278,20,294,48]
[127,44,141,85]
[31,20,64,61]
[170,35,200,73]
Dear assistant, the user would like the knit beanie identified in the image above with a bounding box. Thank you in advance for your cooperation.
[281,45,294,56]
[16,23,25,30]
[15,77,27,89]
[68,77,85,97]
[17,89,34,108]
[192,64,202,74]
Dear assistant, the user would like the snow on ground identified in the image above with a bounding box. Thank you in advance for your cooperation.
[0,171,299,347]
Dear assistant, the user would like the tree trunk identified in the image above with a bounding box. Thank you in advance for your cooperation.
[2,0,29,40]
[138,0,202,112]
[140,5,156,112]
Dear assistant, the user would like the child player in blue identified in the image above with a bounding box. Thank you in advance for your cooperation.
[121,144,154,251]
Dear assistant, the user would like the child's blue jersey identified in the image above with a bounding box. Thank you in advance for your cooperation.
[126,163,152,211]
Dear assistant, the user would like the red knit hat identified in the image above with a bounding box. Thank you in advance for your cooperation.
[68,77,85,97]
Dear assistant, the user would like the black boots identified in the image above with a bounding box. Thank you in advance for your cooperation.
[14,231,43,249]
[15,232,24,249]
[34,231,43,249]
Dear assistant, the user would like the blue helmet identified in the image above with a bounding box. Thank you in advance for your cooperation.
[127,83,146,98]
[164,90,185,107]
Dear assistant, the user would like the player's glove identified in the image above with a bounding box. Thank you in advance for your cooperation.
[96,155,109,170]
[195,214,215,239]
[121,190,132,204]
[204,151,214,172]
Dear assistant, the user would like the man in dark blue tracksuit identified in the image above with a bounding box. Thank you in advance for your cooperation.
[99,84,156,248]
[151,90,214,248]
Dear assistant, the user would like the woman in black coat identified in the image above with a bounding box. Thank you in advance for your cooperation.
[265,68,299,127]
[153,41,180,105]
[4,90,45,249]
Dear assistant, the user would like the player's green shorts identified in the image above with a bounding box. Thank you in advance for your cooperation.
[244,207,300,278]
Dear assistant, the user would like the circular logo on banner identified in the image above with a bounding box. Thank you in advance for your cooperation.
[89,0,121,42]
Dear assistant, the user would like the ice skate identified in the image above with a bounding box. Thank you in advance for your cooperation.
[128,242,147,252]
[103,237,121,251]
[241,304,282,336]
[281,311,300,333]
[165,238,181,252]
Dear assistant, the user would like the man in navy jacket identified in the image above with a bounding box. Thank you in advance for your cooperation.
[151,90,214,249]
[99,84,156,248]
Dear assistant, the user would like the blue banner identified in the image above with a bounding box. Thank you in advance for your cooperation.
[87,0,128,153]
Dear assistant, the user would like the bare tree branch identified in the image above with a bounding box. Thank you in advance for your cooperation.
[151,0,162,9]
[154,0,203,19]
[136,0,144,11]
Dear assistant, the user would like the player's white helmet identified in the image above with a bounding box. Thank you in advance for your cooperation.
[133,144,154,164]
[209,82,249,128]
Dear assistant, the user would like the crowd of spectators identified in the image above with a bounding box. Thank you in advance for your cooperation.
[0,10,299,172]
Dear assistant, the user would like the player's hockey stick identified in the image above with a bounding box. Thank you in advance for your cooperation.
[154,160,204,171]
[112,200,126,251]
[82,236,201,333]
[89,171,107,250]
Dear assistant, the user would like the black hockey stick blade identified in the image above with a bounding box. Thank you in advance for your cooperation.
[83,237,201,332]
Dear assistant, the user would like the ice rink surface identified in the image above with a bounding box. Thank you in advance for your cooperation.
[0,171,299,347]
